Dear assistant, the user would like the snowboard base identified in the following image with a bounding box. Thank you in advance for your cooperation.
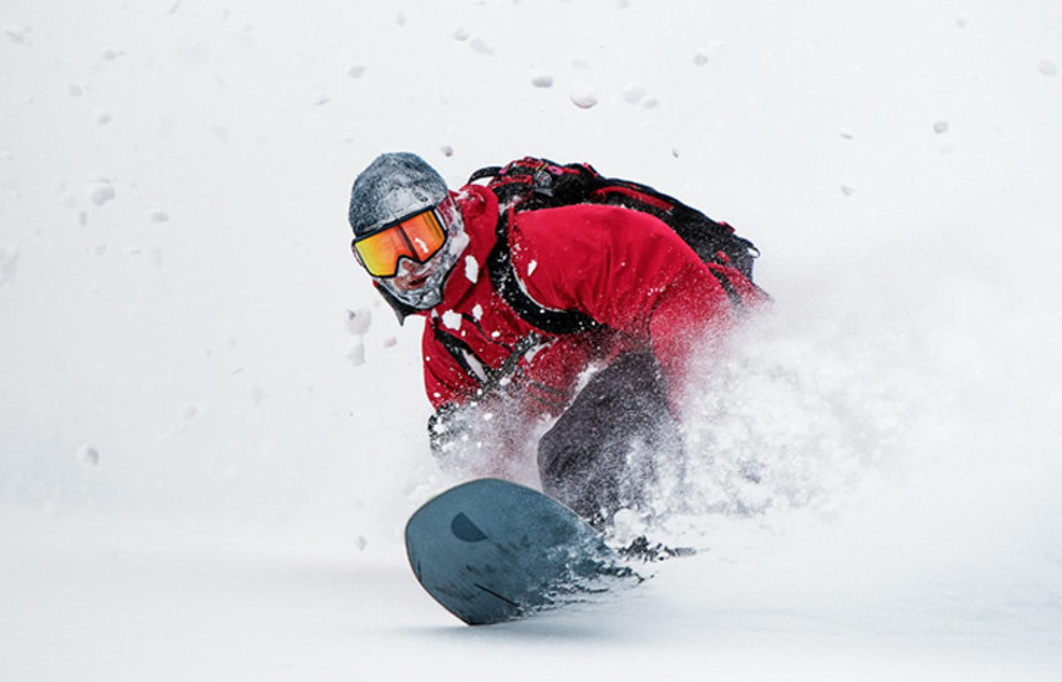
[405,478,637,625]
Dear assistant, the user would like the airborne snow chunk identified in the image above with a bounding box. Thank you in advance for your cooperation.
[94,109,113,126]
[0,243,19,286]
[464,255,479,283]
[570,85,598,109]
[470,37,494,56]
[933,120,949,134]
[148,210,170,223]
[88,181,116,207]
[531,73,554,88]
[348,65,366,79]
[452,27,470,42]
[3,25,29,44]
[1039,59,1058,77]
[76,445,100,467]
[346,308,373,336]
[442,310,462,331]
[621,85,646,104]
[347,341,366,367]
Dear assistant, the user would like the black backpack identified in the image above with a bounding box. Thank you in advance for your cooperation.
[470,157,762,335]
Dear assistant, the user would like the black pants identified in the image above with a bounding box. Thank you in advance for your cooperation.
[537,352,680,525]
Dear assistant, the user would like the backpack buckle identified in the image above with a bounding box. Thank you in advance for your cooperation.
[532,169,554,197]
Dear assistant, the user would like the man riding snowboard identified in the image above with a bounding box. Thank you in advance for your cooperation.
[347,152,765,526]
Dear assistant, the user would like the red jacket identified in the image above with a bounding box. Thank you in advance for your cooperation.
[415,183,764,417]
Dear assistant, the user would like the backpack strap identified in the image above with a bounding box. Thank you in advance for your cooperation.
[486,208,598,336]
[431,316,544,401]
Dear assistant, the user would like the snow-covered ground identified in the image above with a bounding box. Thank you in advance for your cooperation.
[2,1,1061,679]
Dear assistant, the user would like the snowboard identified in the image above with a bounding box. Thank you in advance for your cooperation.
[404,478,636,625]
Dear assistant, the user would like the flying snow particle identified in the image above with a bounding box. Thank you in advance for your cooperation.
[571,58,591,70]
[346,308,373,336]
[642,97,660,109]
[252,387,266,407]
[168,1,182,15]
[395,11,407,27]
[472,304,483,321]
[101,48,125,61]
[77,211,88,227]
[570,85,598,109]
[94,109,113,126]
[76,445,100,467]
[347,341,366,367]
[956,13,969,28]
[528,260,538,276]
[0,243,19,286]
[622,84,647,104]
[3,25,28,44]
[182,405,198,421]
[839,128,855,140]
[671,147,680,158]
[933,120,950,134]
[441,144,454,157]
[465,255,479,283]
[313,91,331,106]
[531,73,554,88]
[148,210,170,223]
[355,536,368,552]
[88,181,116,207]
[693,51,710,66]
[348,64,366,79]
[1038,59,1058,77]
[840,184,855,196]
[452,27,470,42]
[442,310,462,331]
[382,336,398,348]
[470,37,494,56]
[68,84,84,97]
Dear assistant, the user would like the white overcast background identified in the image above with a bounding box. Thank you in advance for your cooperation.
[1,1,1061,680]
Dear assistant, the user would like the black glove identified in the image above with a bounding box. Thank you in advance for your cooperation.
[427,402,475,469]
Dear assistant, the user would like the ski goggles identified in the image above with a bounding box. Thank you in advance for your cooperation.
[351,208,448,278]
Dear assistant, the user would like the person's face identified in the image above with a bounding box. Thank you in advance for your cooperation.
[387,253,442,292]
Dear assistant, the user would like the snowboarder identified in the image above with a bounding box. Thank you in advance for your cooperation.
[347,152,765,526]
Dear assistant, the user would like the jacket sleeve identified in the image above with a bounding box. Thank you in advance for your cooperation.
[509,204,758,405]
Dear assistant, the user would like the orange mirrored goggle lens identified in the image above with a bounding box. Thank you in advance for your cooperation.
[352,210,447,278]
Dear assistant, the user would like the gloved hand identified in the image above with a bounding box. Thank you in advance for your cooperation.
[427,402,475,469]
